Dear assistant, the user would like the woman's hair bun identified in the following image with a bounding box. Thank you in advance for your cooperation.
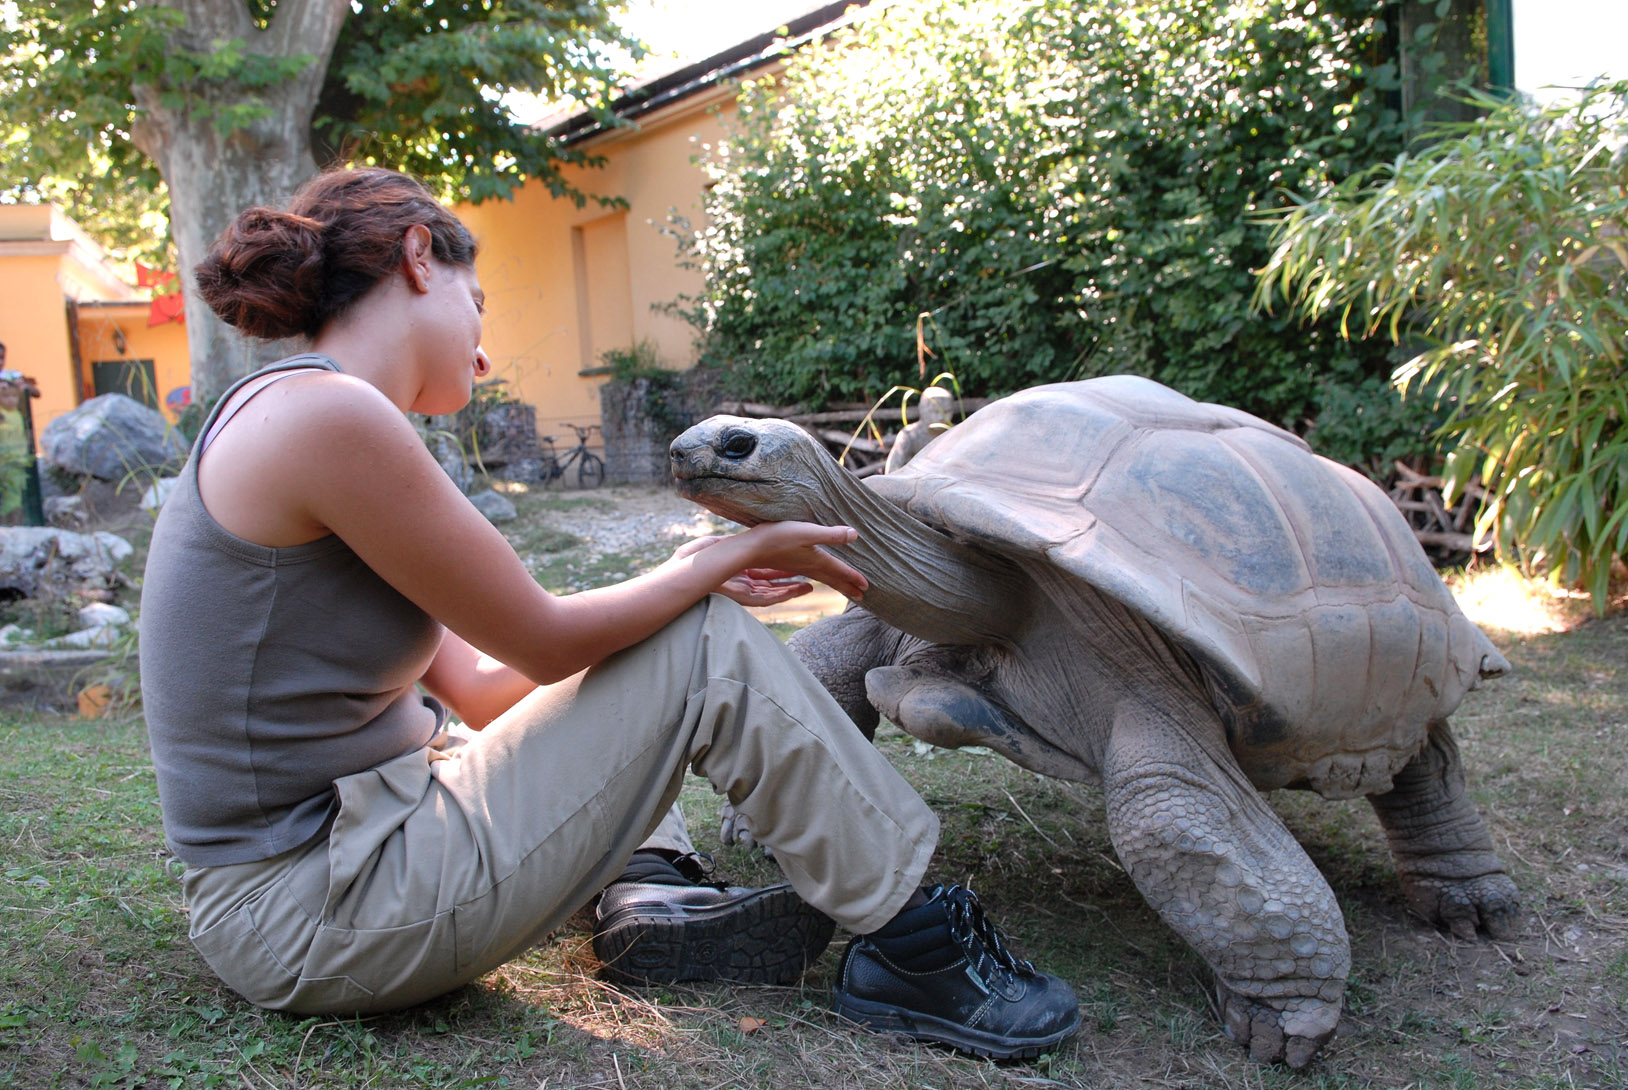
[193,168,477,342]
[194,207,328,340]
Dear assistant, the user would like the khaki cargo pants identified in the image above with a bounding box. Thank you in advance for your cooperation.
[182,596,938,1014]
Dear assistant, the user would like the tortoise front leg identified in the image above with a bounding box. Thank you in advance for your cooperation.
[1103,698,1348,1068]
[1366,720,1521,940]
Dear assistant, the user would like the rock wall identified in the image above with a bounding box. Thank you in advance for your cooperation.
[598,370,720,486]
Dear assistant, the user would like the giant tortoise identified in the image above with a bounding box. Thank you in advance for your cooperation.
[669,376,1519,1067]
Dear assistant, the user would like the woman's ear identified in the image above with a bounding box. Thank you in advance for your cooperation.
[402,224,434,293]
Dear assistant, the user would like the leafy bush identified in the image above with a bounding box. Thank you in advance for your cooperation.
[674,0,1411,436]
[602,341,695,436]
[1302,362,1452,476]
[0,412,32,518]
[1257,81,1628,610]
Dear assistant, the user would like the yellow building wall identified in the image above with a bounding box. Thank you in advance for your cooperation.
[456,89,737,446]
[0,204,178,437]
[0,251,81,433]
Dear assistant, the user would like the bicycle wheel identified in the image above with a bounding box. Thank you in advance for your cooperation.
[577,451,605,489]
[537,439,562,487]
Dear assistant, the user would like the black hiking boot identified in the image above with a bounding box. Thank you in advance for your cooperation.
[832,884,1080,1060]
[593,850,835,986]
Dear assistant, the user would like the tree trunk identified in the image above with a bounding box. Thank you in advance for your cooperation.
[128,0,348,406]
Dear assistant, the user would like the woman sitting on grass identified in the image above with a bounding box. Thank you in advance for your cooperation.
[137,167,1079,1061]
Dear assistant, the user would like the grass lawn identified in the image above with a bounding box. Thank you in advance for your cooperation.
[1,489,1624,1088]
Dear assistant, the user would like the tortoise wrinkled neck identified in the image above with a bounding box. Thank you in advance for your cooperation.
[799,461,1032,648]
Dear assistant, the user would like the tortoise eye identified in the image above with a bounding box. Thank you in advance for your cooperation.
[720,432,757,460]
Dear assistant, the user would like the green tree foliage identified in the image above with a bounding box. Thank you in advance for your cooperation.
[676,0,1407,435]
[1257,82,1628,610]
[1,0,634,262]
[312,1,636,206]
[3,1,638,401]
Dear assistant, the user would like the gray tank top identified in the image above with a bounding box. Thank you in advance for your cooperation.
[139,355,446,867]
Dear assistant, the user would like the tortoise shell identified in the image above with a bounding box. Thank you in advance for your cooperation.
[865,376,1506,795]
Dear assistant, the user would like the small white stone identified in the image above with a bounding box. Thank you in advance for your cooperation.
[78,603,130,629]
[43,625,120,649]
[140,476,180,512]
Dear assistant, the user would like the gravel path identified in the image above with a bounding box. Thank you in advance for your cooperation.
[556,485,731,560]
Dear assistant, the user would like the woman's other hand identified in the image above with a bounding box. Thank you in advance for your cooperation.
[673,524,867,605]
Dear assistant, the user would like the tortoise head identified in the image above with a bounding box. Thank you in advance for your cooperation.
[669,416,847,527]
[671,414,1033,648]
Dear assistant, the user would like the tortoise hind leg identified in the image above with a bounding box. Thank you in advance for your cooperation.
[1103,697,1347,1068]
[1366,719,1520,940]
[865,656,1096,781]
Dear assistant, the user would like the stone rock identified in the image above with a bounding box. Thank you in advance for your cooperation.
[884,387,957,473]
[468,489,517,523]
[41,394,187,481]
[78,602,130,628]
[476,402,539,467]
[39,602,133,649]
[43,495,86,529]
[0,527,134,599]
[140,476,180,513]
[424,432,473,494]
[43,624,123,649]
[494,457,546,485]
[440,453,474,495]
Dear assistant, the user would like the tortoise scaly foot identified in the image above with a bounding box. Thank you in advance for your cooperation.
[1105,699,1350,1068]
[1216,981,1340,1068]
[1369,721,1522,941]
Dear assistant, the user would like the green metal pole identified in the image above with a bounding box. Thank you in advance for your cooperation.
[19,388,45,527]
[1485,0,1516,94]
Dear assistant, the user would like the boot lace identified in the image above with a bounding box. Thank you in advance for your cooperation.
[670,850,727,889]
[943,884,1036,977]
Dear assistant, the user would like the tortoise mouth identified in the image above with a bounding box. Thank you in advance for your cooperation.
[670,473,767,527]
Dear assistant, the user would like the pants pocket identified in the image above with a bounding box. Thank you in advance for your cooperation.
[191,885,378,1015]
[300,913,456,1013]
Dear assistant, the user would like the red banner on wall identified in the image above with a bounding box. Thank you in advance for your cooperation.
[147,291,185,327]
[136,262,185,326]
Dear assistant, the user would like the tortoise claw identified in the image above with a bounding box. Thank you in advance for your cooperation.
[717,802,774,858]
[1399,872,1522,941]
[1217,982,1339,1068]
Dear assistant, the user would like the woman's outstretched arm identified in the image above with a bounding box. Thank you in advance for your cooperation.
[263,375,865,687]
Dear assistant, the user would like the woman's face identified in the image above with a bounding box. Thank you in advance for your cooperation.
[411,259,490,416]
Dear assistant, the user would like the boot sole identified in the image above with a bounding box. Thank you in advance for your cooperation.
[595,883,835,987]
[831,988,1081,1061]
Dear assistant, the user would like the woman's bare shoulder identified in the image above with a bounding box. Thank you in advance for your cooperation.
[198,369,435,546]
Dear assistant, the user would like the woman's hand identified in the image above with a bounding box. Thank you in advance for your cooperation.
[671,536,807,606]
[673,523,868,606]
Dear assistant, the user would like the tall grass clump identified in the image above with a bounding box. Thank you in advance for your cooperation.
[1258,81,1628,611]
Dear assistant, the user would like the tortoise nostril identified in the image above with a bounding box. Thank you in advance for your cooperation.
[720,432,757,460]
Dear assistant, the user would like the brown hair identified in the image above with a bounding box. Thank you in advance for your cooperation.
[194,168,478,341]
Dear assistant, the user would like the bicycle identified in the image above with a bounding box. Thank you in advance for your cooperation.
[539,422,606,489]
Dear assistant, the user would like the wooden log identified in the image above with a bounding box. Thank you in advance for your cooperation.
[790,409,885,425]
[1413,530,1485,552]
[812,427,886,455]
[713,397,994,424]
